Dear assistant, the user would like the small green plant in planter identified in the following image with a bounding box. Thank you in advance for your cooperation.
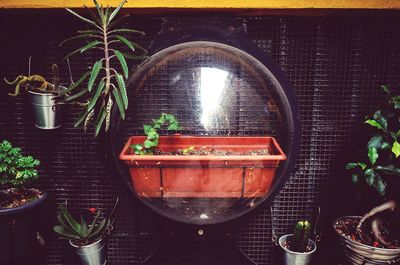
[53,198,118,265]
[4,63,67,129]
[62,0,147,136]
[278,220,316,265]
[0,140,41,208]
[131,113,182,155]
[0,140,46,264]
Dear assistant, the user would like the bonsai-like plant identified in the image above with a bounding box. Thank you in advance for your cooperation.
[131,113,182,155]
[53,198,118,246]
[0,140,41,208]
[62,0,146,136]
[345,85,400,247]
[4,63,63,96]
[291,220,312,252]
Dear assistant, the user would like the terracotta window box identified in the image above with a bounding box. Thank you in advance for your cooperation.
[119,136,286,198]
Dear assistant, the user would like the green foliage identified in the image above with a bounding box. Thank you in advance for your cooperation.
[131,113,182,155]
[291,220,312,252]
[62,0,147,136]
[0,140,40,188]
[4,64,63,96]
[346,85,400,196]
[53,199,118,246]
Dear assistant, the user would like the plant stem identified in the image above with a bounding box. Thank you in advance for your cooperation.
[103,23,111,95]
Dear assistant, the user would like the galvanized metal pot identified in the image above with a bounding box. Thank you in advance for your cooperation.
[333,216,400,265]
[69,239,107,265]
[279,234,316,265]
[28,90,65,129]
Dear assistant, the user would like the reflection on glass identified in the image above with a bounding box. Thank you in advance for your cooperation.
[200,67,228,130]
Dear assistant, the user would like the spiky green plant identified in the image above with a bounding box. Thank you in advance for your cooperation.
[62,0,146,136]
[53,198,118,246]
[0,140,40,188]
[291,220,312,252]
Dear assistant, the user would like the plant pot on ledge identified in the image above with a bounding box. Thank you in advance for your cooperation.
[119,135,287,198]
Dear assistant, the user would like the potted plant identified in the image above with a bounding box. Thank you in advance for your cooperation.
[119,113,287,198]
[61,0,147,136]
[333,85,400,264]
[0,140,47,264]
[53,198,118,265]
[278,220,317,265]
[4,62,67,129]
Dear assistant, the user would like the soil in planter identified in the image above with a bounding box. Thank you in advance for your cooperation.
[334,217,400,249]
[0,188,43,209]
[153,147,270,156]
[282,239,314,253]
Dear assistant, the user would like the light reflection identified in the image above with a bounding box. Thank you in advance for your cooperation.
[200,67,228,129]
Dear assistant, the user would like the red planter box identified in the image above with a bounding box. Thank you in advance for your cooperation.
[119,136,286,198]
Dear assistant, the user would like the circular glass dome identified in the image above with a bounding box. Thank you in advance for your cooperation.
[111,41,298,225]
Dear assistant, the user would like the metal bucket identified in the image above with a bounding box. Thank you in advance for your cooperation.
[70,239,107,265]
[333,216,400,265]
[278,234,316,265]
[28,90,65,129]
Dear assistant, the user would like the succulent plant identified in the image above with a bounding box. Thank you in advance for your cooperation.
[4,64,62,96]
[291,220,312,252]
[53,198,118,246]
[0,140,40,188]
[62,0,147,136]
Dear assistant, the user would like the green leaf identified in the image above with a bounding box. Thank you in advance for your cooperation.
[88,60,103,92]
[66,8,99,28]
[108,29,145,35]
[382,141,391,150]
[114,50,128,79]
[74,109,89,128]
[81,40,102,53]
[59,34,97,47]
[147,130,158,140]
[367,135,384,149]
[144,139,157,148]
[59,205,81,234]
[143,125,152,135]
[351,174,358,183]
[53,225,81,240]
[57,214,79,236]
[95,107,107,137]
[112,87,125,120]
[66,88,89,102]
[88,81,105,112]
[80,215,88,237]
[116,73,128,109]
[364,168,375,186]
[114,35,136,51]
[392,141,400,158]
[108,0,127,24]
[393,95,400,109]
[376,165,400,176]
[365,119,383,131]
[94,0,105,22]
[358,162,367,170]
[88,218,108,241]
[346,163,357,169]
[60,71,91,95]
[381,85,391,95]
[368,147,378,165]
[132,144,143,154]
[374,176,386,196]
[88,210,101,235]
[86,6,103,26]
[373,110,387,131]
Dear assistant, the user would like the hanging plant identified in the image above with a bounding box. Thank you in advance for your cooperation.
[62,0,147,136]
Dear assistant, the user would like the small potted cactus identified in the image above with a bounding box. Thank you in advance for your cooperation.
[53,198,118,265]
[4,63,67,129]
[278,220,317,265]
